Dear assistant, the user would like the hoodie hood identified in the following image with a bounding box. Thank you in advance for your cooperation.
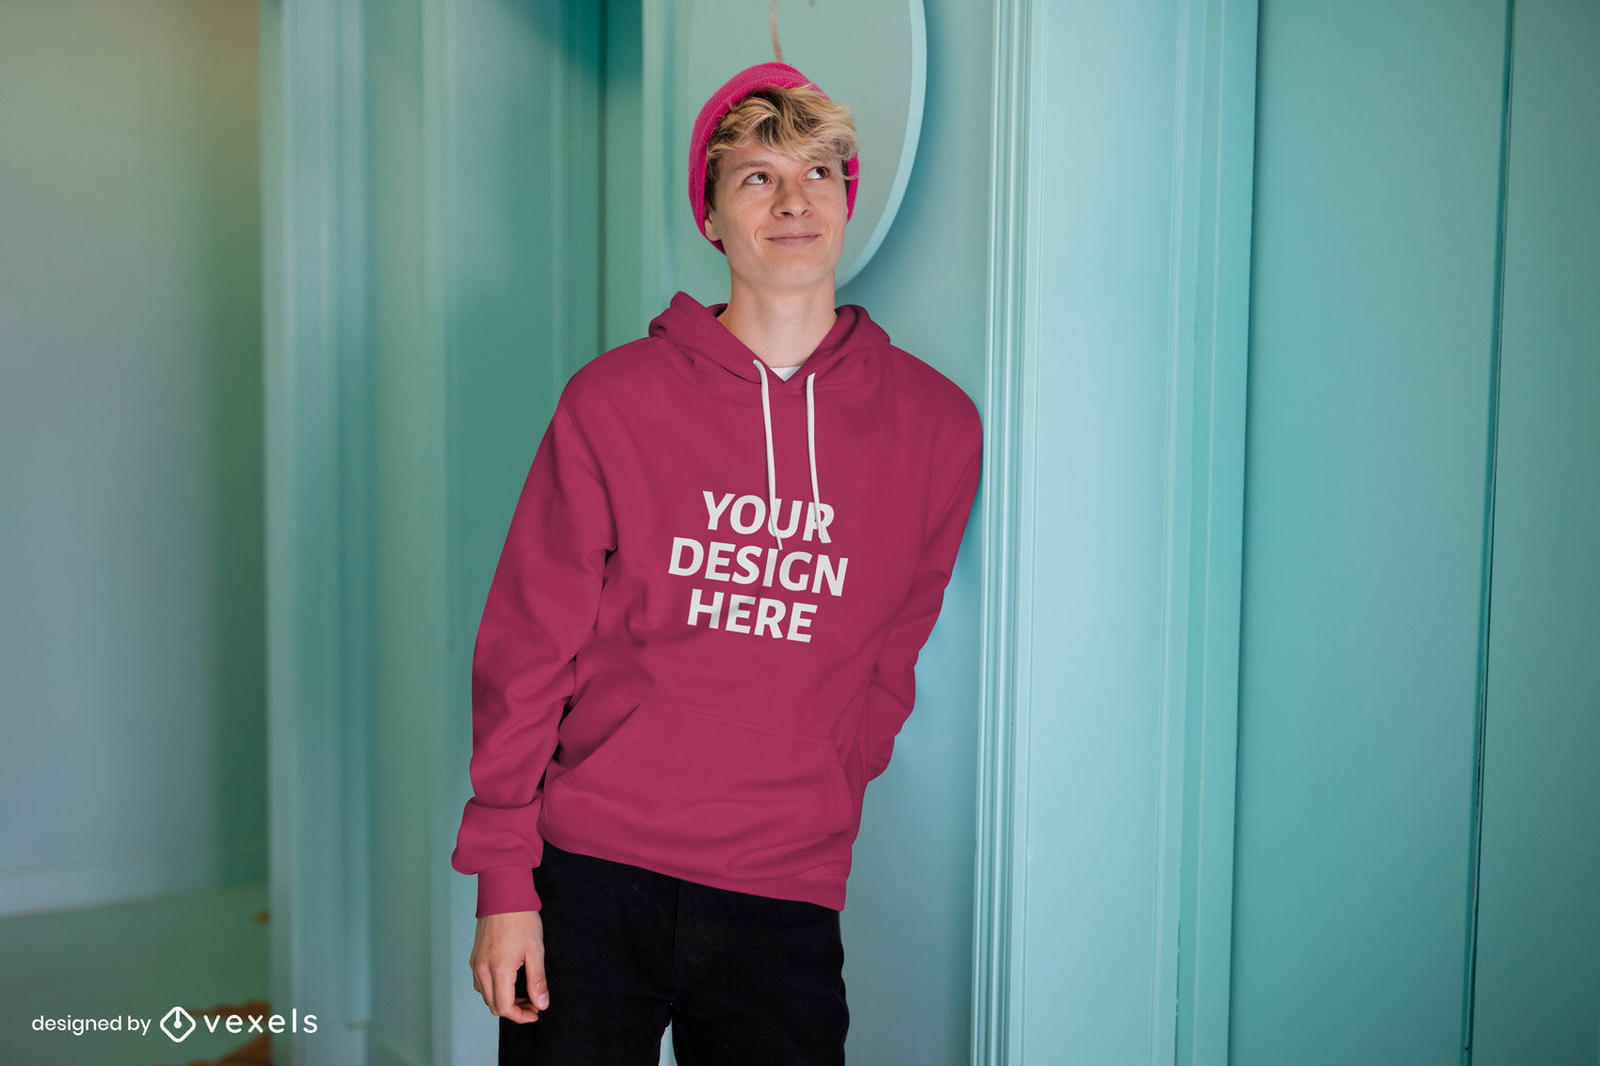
[649,290,893,550]
[649,290,889,391]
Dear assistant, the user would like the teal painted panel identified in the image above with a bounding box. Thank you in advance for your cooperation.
[364,1,441,1061]
[602,0,647,351]
[0,0,267,913]
[1469,0,1600,1061]
[1017,0,1190,1060]
[1231,2,1509,1063]
[263,0,371,1060]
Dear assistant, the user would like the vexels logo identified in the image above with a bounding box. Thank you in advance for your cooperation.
[158,1003,319,1042]
[160,1006,197,1042]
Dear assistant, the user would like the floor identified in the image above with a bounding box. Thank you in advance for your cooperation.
[0,881,272,1065]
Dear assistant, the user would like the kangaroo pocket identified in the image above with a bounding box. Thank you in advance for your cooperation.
[547,696,854,874]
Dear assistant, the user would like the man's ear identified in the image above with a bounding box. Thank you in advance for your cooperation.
[702,209,719,242]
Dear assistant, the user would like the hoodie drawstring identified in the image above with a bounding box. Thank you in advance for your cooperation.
[752,358,822,551]
[806,372,821,530]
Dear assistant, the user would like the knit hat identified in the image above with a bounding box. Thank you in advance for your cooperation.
[688,61,860,254]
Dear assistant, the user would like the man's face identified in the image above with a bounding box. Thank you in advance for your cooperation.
[703,136,847,292]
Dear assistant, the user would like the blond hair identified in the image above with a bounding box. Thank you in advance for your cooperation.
[704,85,859,210]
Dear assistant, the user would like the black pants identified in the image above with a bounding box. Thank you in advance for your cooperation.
[500,840,849,1065]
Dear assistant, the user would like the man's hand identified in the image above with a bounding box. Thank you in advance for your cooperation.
[470,911,549,1023]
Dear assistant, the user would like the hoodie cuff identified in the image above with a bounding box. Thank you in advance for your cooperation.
[476,865,540,918]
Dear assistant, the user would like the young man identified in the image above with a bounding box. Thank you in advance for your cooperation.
[453,62,983,1064]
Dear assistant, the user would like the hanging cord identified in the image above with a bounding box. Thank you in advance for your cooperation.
[770,0,784,63]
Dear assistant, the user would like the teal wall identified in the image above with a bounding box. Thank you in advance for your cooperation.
[364,1,440,1061]
[1461,0,1599,1061]
[1232,0,1599,1063]
[0,0,266,915]
[1232,2,1506,1059]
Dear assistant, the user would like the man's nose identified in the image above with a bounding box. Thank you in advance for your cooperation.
[774,179,811,216]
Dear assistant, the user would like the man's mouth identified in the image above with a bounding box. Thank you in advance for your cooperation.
[768,234,819,245]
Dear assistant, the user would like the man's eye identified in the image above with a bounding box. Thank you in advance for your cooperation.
[810,166,829,178]
[744,172,769,184]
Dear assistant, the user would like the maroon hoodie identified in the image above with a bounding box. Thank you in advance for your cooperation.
[452,291,983,917]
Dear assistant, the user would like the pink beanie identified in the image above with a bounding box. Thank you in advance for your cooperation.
[688,61,860,254]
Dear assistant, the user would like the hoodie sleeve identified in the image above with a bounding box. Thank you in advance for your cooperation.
[451,396,616,917]
[862,441,983,782]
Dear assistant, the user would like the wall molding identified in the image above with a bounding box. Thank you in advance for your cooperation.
[259,1,372,1063]
[971,0,1039,1060]
[972,0,1258,1061]
[1174,2,1259,1062]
